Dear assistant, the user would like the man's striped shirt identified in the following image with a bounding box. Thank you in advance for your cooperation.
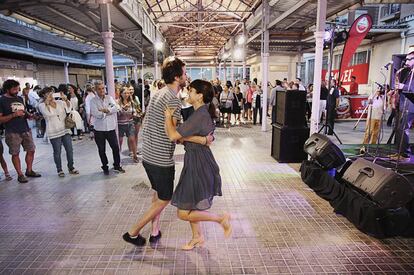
[142,86,181,167]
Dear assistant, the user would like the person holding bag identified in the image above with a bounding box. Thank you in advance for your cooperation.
[38,87,79,177]
[219,85,234,124]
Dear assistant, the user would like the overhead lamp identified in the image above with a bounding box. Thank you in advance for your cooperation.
[323,30,333,42]
[233,48,244,60]
[237,35,246,45]
[155,41,163,51]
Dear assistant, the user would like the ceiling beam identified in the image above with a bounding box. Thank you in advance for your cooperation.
[157,21,240,24]
[247,0,310,44]
[151,10,252,13]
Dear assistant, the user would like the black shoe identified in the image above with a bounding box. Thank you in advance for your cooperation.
[103,169,109,175]
[123,232,146,246]
[149,231,162,243]
[17,175,28,183]
[25,170,41,177]
[114,166,125,173]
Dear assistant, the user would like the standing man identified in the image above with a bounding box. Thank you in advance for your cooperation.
[123,57,212,247]
[0,80,41,183]
[90,81,125,175]
[252,84,262,125]
[134,78,143,107]
[239,78,249,122]
[349,76,359,95]
[390,51,414,161]
[327,79,340,135]
[270,80,284,124]
[295,78,306,91]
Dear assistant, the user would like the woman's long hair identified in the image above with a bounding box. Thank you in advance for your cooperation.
[119,87,132,107]
[41,87,55,112]
[188,79,217,119]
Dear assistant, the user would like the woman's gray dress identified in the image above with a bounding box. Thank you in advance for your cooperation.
[171,104,222,210]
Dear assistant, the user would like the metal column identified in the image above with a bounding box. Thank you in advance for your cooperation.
[99,1,115,98]
[310,0,327,135]
[64,62,69,84]
[261,0,270,132]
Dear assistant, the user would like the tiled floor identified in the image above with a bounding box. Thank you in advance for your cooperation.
[0,121,413,274]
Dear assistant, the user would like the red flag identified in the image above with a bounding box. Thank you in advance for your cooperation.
[339,14,373,80]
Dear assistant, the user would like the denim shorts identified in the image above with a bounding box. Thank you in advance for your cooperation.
[118,123,135,137]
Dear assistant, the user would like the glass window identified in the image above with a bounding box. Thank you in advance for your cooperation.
[333,54,342,70]
[390,4,400,14]
[352,51,367,66]
[322,56,328,70]
[307,59,314,85]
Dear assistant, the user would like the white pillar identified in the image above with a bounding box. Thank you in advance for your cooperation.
[212,65,217,80]
[218,62,222,81]
[141,53,145,112]
[124,66,128,83]
[101,31,115,98]
[223,61,227,84]
[243,26,247,80]
[261,0,269,132]
[133,60,138,83]
[310,0,327,135]
[64,62,69,84]
[154,61,160,80]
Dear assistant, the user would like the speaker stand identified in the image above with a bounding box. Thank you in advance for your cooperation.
[318,124,342,144]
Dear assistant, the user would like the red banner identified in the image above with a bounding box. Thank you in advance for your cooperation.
[322,63,369,85]
[339,14,372,79]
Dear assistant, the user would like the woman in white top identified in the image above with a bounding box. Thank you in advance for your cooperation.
[38,87,79,177]
[219,85,234,124]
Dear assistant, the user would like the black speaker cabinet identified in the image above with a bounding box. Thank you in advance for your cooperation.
[271,124,309,163]
[303,133,346,169]
[276,90,306,127]
[342,158,414,208]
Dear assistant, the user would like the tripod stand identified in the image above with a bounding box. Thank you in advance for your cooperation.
[318,108,342,144]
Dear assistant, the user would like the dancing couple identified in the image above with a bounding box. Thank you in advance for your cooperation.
[123,57,232,250]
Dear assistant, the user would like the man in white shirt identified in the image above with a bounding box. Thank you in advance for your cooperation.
[295,78,306,91]
[270,80,285,124]
[90,81,124,175]
[239,79,249,121]
[360,90,385,152]
[84,88,96,129]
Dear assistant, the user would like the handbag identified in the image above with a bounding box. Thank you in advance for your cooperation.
[219,93,230,110]
[65,112,76,129]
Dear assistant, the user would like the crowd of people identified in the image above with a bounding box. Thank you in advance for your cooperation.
[0,52,413,249]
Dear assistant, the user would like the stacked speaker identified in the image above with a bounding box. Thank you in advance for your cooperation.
[271,90,309,163]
